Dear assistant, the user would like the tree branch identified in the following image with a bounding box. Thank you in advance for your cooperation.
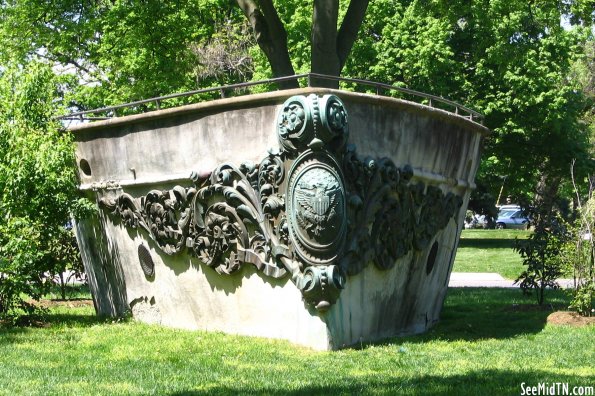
[337,0,370,71]
[258,0,286,42]
[36,50,94,76]
[236,0,297,88]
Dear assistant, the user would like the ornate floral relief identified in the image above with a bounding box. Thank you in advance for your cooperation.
[100,187,194,255]
[98,94,461,311]
[340,150,463,275]
[277,96,313,153]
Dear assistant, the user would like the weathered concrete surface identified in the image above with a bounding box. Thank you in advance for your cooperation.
[325,222,461,348]
[75,210,330,349]
[72,88,487,350]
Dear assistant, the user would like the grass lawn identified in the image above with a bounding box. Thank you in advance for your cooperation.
[0,288,593,395]
[453,229,531,279]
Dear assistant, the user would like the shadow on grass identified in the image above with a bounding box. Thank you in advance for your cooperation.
[0,308,108,346]
[44,312,108,327]
[169,369,586,395]
[2,288,568,347]
[393,288,570,343]
[457,238,517,249]
[0,288,570,348]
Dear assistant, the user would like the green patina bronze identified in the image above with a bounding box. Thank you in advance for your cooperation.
[99,94,462,311]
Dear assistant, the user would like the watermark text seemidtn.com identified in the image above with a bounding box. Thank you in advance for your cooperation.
[521,383,594,396]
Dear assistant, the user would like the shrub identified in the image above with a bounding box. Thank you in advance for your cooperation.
[0,62,89,321]
[560,197,595,316]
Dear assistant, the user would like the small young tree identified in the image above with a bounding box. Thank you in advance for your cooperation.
[561,222,595,316]
[48,225,86,301]
[514,212,568,305]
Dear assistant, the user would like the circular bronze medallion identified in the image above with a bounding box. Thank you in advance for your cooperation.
[287,152,347,265]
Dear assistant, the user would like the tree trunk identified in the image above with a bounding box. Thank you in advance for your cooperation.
[59,271,66,300]
[238,0,370,88]
[538,283,545,305]
[533,171,561,232]
[236,0,298,89]
[311,0,340,88]
[337,0,370,70]
[310,0,371,88]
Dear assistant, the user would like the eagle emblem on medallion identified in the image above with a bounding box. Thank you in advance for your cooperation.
[294,168,342,238]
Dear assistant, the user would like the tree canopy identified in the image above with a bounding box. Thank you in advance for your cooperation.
[0,0,594,207]
[340,0,594,209]
[0,0,245,109]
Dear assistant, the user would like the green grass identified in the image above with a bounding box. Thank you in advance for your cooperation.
[44,284,92,301]
[453,229,531,279]
[0,289,593,395]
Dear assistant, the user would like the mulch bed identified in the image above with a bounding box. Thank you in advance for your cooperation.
[503,303,594,326]
[547,311,595,327]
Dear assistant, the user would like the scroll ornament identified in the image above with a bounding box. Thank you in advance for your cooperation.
[99,94,461,311]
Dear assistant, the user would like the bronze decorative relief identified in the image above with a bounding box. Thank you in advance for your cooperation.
[287,151,347,266]
[99,94,462,311]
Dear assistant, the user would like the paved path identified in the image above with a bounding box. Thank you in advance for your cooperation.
[449,272,575,288]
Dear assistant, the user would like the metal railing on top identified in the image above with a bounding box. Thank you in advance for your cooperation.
[59,73,484,124]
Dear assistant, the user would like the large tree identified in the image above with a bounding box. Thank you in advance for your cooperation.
[240,0,594,210]
[0,0,373,102]
[336,0,594,212]
[1,0,593,206]
[236,0,369,87]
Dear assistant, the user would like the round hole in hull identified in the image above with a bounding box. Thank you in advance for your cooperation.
[79,159,92,176]
[426,241,439,275]
[138,244,155,278]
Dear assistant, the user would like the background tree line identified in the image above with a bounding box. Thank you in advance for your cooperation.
[2,0,593,206]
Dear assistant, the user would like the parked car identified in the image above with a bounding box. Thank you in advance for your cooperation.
[494,205,530,229]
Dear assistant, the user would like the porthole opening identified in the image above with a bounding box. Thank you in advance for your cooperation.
[138,244,155,278]
[79,159,92,176]
[426,241,439,275]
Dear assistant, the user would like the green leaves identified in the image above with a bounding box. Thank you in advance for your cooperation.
[1,0,246,110]
[350,0,593,203]
[559,194,595,316]
[0,62,83,319]
[514,222,567,305]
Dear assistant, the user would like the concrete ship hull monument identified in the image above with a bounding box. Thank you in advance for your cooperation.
[70,81,488,350]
